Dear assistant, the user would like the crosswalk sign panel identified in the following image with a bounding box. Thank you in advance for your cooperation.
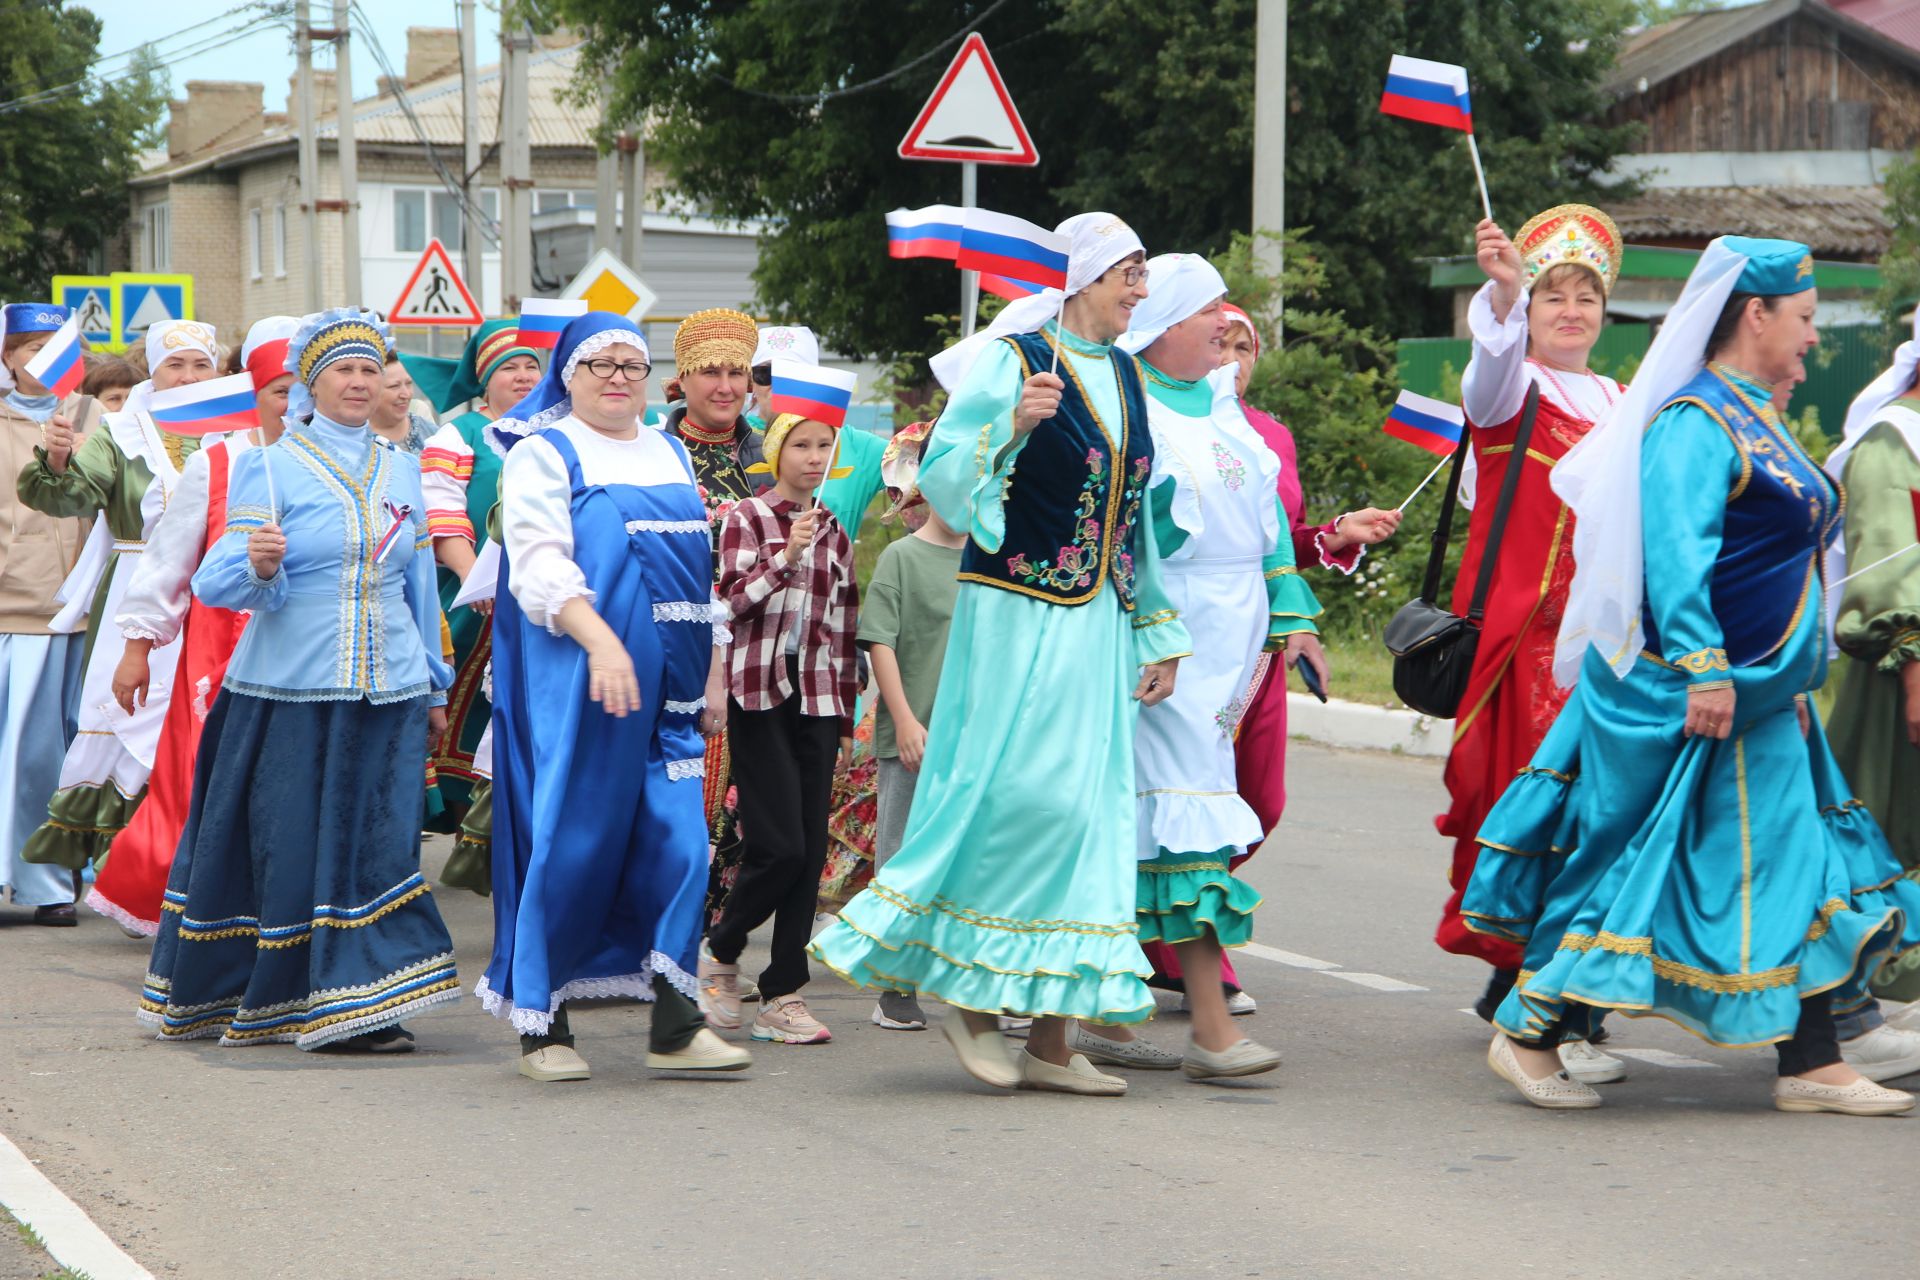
[50,276,115,349]
[112,274,195,350]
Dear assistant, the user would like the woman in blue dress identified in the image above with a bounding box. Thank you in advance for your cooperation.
[478,312,752,1083]
[140,309,460,1052]
[1463,238,1920,1115]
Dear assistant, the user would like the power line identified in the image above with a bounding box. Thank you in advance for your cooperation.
[704,0,1014,104]
[0,10,292,115]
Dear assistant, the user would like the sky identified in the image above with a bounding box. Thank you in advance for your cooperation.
[81,0,504,114]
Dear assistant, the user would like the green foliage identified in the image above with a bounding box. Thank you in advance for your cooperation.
[1877,149,1920,330]
[0,2,168,297]
[548,0,1642,365]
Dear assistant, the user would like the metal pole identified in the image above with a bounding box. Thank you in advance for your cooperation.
[1252,0,1286,344]
[959,160,979,338]
[459,0,483,301]
[595,129,618,256]
[619,131,645,270]
[501,22,533,309]
[295,0,321,310]
[332,0,361,304]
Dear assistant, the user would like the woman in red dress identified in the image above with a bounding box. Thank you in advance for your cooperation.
[1437,206,1624,1025]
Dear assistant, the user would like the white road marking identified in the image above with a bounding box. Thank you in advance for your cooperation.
[1320,970,1428,993]
[1240,943,1340,971]
[1608,1047,1720,1070]
[0,1131,153,1280]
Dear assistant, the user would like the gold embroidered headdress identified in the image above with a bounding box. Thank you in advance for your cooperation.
[1516,204,1623,296]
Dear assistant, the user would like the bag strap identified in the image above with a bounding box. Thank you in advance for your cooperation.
[1417,427,1474,605]
[1466,382,1541,622]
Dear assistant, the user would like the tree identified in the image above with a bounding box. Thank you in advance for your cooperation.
[0,3,166,298]
[553,0,1643,364]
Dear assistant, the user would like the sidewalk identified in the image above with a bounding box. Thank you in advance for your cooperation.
[1284,691,1450,759]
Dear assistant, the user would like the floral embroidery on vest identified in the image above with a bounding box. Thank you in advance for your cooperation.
[1005,447,1107,592]
[1210,440,1246,491]
[1108,453,1151,599]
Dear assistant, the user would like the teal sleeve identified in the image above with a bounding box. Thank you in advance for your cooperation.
[917,341,1029,553]
[1147,475,1188,557]
[819,427,888,537]
[1264,496,1322,643]
[1130,491,1192,665]
[1640,402,1741,687]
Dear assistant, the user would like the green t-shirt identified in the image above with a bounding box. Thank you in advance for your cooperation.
[856,533,963,758]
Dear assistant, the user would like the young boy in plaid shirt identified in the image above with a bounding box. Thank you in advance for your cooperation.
[700,413,859,1045]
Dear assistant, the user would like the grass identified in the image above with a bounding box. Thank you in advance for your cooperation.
[1315,633,1403,709]
[12,1218,91,1280]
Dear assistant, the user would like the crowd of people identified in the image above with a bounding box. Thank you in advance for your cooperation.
[2,198,1919,1113]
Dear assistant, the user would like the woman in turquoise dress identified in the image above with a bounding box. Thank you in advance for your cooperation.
[810,213,1190,1097]
[1463,237,1920,1115]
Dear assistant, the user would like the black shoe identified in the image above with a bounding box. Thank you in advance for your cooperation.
[1144,974,1187,995]
[1474,968,1519,1023]
[32,903,77,927]
[321,1025,417,1054]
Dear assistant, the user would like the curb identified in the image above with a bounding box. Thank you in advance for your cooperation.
[1284,692,1450,759]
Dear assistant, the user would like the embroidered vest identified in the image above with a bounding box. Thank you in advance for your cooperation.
[958,331,1154,609]
[1643,368,1842,667]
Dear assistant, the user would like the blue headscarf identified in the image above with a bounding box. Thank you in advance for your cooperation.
[491,310,649,451]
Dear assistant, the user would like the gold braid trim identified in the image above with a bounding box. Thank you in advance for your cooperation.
[866,881,1136,938]
[1559,931,1800,993]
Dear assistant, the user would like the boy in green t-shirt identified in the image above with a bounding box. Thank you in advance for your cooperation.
[856,422,963,1031]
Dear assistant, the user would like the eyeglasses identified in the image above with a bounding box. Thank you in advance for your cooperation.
[750,364,772,386]
[1107,264,1149,287]
[581,358,652,381]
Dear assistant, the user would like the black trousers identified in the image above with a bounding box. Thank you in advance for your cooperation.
[706,681,840,1001]
[1514,992,1842,1076]
[518,975,705,1056]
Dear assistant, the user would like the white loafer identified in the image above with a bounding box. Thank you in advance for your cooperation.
[519,1044,591,1082]
[647,1027,752,1072]
[1558,1038,1628,1085]
[1488,1033,1601,1109]
[943,1010,1019,1089]
[1068,1022,1183,1070]
[1182,1038,1282,1080]
[1774,1074,1915,1116]
[1019,1051,1127,1096]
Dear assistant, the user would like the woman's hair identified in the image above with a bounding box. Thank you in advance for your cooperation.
[2,331,36,359]
[81,355,138,397]
[222,343,245,376]
[1534,263,1604,297]
[1706,293,1780,360]
[124,344,149,378]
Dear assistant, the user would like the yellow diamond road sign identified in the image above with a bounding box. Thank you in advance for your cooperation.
[561,249,656,323]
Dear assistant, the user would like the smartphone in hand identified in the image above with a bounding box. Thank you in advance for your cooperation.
[1297,657,1329,703]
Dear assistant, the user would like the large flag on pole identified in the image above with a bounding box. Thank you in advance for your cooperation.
[1380,55,1473,132]
[1382,390,1466,457]
[24,317,86,399]
[886,205,966,260]
[956,209,1069,291]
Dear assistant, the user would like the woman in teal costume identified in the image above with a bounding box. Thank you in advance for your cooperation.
[1463,237,1920,1115]
[810,213,1190,1096]
[417,320,541,848]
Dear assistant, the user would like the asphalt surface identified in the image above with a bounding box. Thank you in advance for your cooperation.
[2,741,1914,1279]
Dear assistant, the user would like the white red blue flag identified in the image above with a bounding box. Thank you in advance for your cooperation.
[518,298,587,350]
[149,372,258,436]
[24,317,86,399]
[1382,390,1465,457]
[769,360,856,431]
[885,205,966,261]
[374,500,414,563]
[980,272,1044,301]
[1380,55,1473,133]
[957,209,1069,292]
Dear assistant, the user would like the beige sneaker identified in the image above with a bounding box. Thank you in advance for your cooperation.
[1773,1074,1916,1116]
[697,946,742,1029]
[1019,1051,1127,1096]
[751,994,832,1044]
[519,1044,590,1082]
[647,1027,753,1072]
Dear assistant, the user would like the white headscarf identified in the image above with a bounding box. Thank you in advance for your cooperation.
[1550,238,1750,686]
[145,319,218,371]
[1821,308,1920,650]
[241,315,301,366]
[753,325,819,368]
[929,211,1145,391]
[1114,253,1226,355]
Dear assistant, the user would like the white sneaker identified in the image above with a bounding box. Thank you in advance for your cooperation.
[1881,1000,1920,1034]
[1178,990,1258,1016]
[1840,1024,1920,1083]
[1557,1038,1628,1085]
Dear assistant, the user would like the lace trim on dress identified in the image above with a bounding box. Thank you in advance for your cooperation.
[653,600,710,623]
[662,698,706,715]
[625,518,709,535]
[472,952,697,1035]
[665,757,705,782]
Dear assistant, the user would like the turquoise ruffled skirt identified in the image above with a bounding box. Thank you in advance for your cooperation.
[810,585,1154,1023]
[1136,846,1261,948]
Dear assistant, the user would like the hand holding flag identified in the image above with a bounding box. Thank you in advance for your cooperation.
[1380,54,1492,220]
[24,317,86,399]
[1383,391,1468,511]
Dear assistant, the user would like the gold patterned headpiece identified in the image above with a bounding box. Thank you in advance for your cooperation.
[1516,204,1623,296]
[292,309,394,386]
[673,307,758,373]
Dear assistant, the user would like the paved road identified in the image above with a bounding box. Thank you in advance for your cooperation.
[2,742,1912,1279]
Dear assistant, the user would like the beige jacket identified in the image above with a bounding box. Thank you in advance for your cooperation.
[1,395,100,632]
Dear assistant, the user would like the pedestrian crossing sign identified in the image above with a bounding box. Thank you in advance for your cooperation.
[50,276,116,349]
[390,239,483,327]
[112,274,195,351]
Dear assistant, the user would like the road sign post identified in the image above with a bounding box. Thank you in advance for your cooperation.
[898,33,1040,339]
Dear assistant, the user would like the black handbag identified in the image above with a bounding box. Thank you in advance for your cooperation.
[1382,384,1540,718]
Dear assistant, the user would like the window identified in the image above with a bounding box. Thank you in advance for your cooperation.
[393,187,498,252]
[249,208,263,279]
[535,190,592,214]
[394,189,426,253]
[142,202,171,271]
[274,205,287,277]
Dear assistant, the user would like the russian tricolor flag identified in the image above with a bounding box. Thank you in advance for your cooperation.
[519,298,587,350]
[957,209,1069,292]
[770,360,856,431]
[980,272,1044,301]
[1382,390,1465,457]
[1380,55,1473,133]
[149,372,258,437]
[886,205,966,260]
[24,317,86,399]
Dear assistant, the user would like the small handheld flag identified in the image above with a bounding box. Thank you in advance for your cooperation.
[1380,54,1492,220]
[373,500,414,565]
[769,360,857,431]
[24,317,86,399]
[1383,390,1466,458]
[149,372,259,437]
[980,272,1045,301]
[886,206,966,261]
[1831,490,1920,587]
[518,298,588,350]
[957,209,1070,292]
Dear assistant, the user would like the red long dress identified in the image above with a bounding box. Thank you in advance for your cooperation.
[87,442,249,934]
[1432,395,1593,968]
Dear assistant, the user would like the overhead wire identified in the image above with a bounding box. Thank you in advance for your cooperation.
[703,0,1014,104]
[0,8,293,115]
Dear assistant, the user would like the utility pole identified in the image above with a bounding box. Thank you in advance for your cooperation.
[1252,0,1286,343]
[500,21,534,309]
[618,130,644,270]
[594,78,618,255]
[459,0,483,300]
[295,0,321,310]
[331,0,360,304]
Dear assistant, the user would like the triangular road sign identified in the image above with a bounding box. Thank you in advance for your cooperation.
[389,238,483,327]
[898,33,1039,166]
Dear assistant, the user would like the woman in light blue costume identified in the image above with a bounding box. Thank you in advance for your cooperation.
[141,310,460,1052]
[476,312,751,1082]
[1463,238,1920,1115]
[810,213,1190,1096]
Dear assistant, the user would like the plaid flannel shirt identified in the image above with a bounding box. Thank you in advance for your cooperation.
[718,493,859,735]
